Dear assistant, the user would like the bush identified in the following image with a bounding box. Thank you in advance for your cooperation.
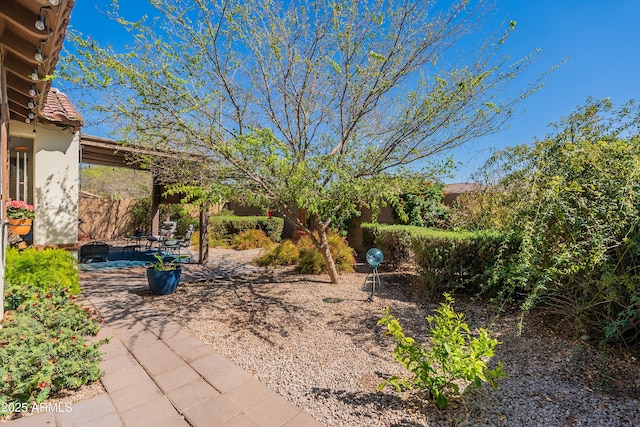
[254,232,356,274]
[5,248,80,297]
[483,98,640,342]
[255,240,299,266]
[362,223,414,270]
[210,216,284,243]
[391,181,449,228]
[296,234,356,274]
[378,294,504,409]
[412,229,517,297]
[0,289,105,414]
[231,229,274,250]
[362,223,516,296]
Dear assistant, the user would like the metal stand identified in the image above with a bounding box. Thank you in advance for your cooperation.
[365,266,381,302]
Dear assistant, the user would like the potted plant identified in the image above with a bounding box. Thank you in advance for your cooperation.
[6,200,35,235]
[146,253,182,295]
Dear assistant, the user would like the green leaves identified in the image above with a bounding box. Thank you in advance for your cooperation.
[62,0,547,284]
[378,295,504,409]
[1,288,105,414]
[480,98,640,343]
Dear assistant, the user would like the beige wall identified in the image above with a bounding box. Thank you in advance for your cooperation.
[11,121,79,247]
[78,198,138,240]
[347,205,395,253]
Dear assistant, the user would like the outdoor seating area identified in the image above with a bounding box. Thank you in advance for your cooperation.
[78,237,194,271]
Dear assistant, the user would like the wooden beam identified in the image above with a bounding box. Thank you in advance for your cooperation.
[0,1,51,39]
[0,29,45,66]
[3,54,41,82]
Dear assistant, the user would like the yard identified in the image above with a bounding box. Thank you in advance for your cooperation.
[138,248,640,426]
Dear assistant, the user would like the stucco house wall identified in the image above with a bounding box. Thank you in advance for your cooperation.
[11,121,79,247]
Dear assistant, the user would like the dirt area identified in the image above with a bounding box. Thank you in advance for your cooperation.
[139,249,640,426]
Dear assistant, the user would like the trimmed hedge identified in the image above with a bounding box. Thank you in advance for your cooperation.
[210,216,284,243]
[362,223,518,296]
[362,224,415,270]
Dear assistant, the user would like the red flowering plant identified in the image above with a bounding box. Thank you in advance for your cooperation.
[6,200,35,220]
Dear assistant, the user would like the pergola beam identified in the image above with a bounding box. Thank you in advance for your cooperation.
[80,133,209,264]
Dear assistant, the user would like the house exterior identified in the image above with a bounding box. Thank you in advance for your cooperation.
[1,1,80,249]
[1,0,79,317]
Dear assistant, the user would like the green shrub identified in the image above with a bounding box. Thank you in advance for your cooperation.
[362,223,516,296]
[0,289,105,414]
[231,229,274,250]
[296,234,356,274]
[482,99,640,342]
[391,181,449,228]
[378,294,504,409]
[412,228,517,297]
[255,240,299,266]
[361,223,413,270]
[5,248,80,297]
[209,216,284,243]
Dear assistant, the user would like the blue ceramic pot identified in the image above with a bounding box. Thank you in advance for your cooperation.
[146,266,182,295]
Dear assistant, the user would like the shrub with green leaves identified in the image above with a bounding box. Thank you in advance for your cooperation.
[362,223,515,295]
[378,294,504,409]
[362,223,414,270]
[4,248,80,296]
[412,228,518,297]
[391,181,449,228]
[255,240,299,267]
[0,289,105,414]
[482,98,640,342]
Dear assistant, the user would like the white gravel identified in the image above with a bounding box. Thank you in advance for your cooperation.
[142,249,640,427]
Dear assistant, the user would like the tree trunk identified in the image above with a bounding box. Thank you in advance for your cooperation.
[317,226,340,284]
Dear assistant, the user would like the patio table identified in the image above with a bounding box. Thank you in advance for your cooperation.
[122,236,144,259]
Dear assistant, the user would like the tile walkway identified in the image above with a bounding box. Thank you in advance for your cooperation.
[5,254,324,427]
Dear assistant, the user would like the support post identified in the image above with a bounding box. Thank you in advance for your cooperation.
[151,178,161,235]
[198,202,209,264]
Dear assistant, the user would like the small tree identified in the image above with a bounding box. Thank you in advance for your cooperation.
[378,294,504,409]
[62,0,549,283]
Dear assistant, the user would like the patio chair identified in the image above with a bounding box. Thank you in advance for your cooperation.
[160,224,195,260]
[146,221,177,250]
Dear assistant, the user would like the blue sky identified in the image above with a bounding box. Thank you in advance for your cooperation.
[62,0,640,183]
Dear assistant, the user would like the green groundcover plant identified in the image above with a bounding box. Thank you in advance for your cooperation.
[1,289,106,414]
[378,294,504,409]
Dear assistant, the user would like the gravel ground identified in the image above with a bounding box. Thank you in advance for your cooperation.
[137,248,640,426]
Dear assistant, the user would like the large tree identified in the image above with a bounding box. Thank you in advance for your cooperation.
[63,0,546,283]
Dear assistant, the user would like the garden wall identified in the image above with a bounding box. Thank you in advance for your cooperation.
[78,198,138,240]
[347,206,395,253]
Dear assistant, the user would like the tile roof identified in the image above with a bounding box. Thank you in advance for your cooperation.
[40,87,84,127]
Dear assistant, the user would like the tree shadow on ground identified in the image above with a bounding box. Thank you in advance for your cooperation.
[139,270,324,348]
[310,381,457,427]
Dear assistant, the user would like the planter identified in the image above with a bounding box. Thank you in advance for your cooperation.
[8,218,32,235]
[146,266,182,295]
